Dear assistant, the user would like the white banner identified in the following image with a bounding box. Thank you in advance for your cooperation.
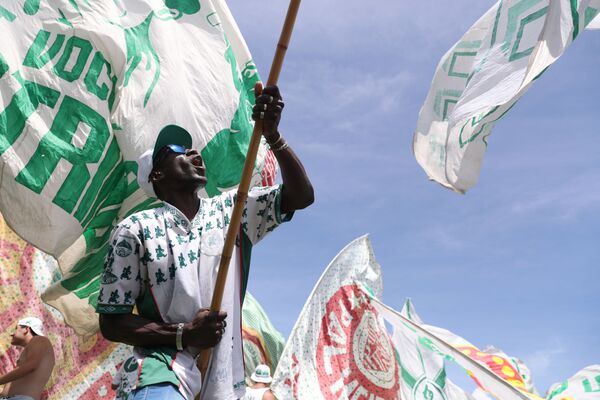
[413,0,600,193]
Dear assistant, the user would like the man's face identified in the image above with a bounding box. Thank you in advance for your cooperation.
[10,325,29,346]
[151,146,207,193]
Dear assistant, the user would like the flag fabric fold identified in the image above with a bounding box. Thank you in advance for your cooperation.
[0,0,275,335]
[413,0,600,192]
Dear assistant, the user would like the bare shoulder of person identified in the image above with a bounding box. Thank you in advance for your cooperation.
[29,336,54,356]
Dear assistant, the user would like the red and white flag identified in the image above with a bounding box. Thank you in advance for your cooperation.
[270,236,401,399]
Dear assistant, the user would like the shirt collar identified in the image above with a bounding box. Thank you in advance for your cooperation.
[163,201,203,230]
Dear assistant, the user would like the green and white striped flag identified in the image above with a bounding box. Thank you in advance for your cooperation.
[0,0,275,335]
[413,0,600,193]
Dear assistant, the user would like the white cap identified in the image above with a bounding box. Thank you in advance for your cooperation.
[18,317,44,336]
[137,149,156,198]
[251,364,272,383]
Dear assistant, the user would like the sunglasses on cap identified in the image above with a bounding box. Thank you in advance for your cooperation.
[153,144,187,166]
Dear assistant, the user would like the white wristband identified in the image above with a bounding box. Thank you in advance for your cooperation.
[176,323,184,351]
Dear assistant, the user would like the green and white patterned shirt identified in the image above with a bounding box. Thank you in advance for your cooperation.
[96,185,291,400]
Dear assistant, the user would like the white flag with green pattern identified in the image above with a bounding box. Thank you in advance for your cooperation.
[391,299,473,400]
[0,0,275,335]
[413,0,600,193]
[372,298,538,400]
[546,365,600,400]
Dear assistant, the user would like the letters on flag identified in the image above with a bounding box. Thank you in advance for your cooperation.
[0,0,275,335]
[271,236,401,400]
[413,0,600,192]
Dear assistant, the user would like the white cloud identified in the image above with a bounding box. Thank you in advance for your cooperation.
[522,340,567,380]
[510,169,600,221]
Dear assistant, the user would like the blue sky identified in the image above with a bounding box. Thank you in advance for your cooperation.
[229,0,600,395]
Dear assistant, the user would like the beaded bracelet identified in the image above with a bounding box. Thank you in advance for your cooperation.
[269,137,290,153]
[268,136,289,152]
[271,140,289,152]
[267,135,284,148]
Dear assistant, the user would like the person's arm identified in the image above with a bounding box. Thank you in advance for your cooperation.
[253,82,314,214]
[99,308,227,349]
[0,339,46,385]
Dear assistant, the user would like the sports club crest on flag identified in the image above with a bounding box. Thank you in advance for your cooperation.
[272,236,400,400]
[315,284,399,399]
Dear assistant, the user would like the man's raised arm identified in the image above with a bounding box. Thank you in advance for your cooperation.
[253,82,314,214]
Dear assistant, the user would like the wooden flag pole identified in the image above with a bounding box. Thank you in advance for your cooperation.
[196,0,302,397]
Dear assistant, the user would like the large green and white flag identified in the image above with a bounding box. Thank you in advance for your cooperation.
[372,298,538,400]
[271,236,402,399]
[413,0,600,193]
[0,0,275,335]
[546,365,600,400]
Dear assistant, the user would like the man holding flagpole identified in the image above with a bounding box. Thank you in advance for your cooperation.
[97,82,313,400]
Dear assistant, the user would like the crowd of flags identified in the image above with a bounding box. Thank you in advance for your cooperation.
[1,0,598,398]
[269,236,599,400]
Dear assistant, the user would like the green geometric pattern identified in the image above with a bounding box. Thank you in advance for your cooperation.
[509,6,548,61]
[433,90,462,121]
[584,6,599,26]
